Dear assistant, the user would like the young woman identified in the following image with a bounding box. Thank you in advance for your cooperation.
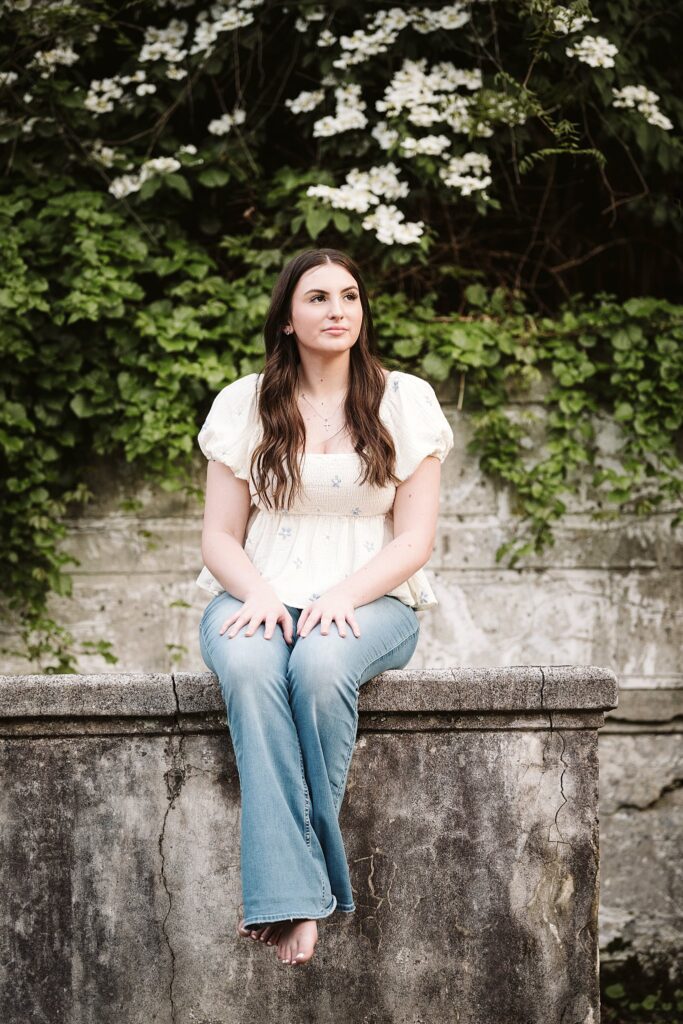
[197,248,453,967]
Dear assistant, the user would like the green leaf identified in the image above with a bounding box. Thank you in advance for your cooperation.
[421,352,451,381]
[198,168,231,188]
[69,394,95,418]
[464,284,487,308]
[164,174,193,200]
[305,206,331,239]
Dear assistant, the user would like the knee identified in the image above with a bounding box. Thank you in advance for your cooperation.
[288,637,357,710]
[201,633,273,704]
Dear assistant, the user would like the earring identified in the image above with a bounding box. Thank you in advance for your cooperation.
[283,326,293,334]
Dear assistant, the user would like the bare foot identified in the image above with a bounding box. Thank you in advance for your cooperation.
[237,918,286,948]
[275,918,318,966]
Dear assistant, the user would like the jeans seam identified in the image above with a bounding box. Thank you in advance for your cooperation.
[332,705,359,816]
[298,746,312,849]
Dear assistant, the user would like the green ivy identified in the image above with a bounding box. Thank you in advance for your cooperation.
[1,183,681,669]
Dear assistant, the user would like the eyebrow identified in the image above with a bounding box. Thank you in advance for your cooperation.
[303,286,358,295]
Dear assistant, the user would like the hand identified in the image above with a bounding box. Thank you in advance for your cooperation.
[297,585,361,639]
[219,582,294,643]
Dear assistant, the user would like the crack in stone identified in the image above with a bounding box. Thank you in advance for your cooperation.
[352,850,399,954]
[607,776,683,814]
[157,673,187,1024]
[539,667,573,850]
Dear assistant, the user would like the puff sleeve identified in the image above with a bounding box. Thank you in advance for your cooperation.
[380,371,454,482]
[197,372,260,480]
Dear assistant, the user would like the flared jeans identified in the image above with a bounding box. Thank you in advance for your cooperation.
[198,590,420,930]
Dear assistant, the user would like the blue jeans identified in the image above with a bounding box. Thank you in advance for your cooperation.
[198,590,420,930]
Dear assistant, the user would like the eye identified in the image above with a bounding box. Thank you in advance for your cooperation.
[309,292,359,302]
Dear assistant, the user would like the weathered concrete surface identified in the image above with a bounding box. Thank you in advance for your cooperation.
[1,404,681,684]
[598,688,683,979]
[0,667,616,1024]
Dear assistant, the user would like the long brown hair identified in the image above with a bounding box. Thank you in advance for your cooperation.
[249,248,401,511]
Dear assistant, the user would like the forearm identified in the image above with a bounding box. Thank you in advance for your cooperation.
[201,530,268,602]
[338,530,430,608]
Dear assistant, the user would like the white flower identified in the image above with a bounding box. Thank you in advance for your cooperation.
[140,156,181,177]
[371,121,400,150]
[178,143,197,154]
[376,58,482,133]
[552,10,599,35]
[361,203,424,245]
[84,76,126,115]
[109,155,182,199]
[317,28,337,47]
[208,107,246,135]
[29,42,79,78]
[313,82,367,136]
[400,133,451,157]
[439,151,492,196]
[0,71,18,86]
[612,85,674,131]
[285,88,325,114]
[565,35,618,69]
[136,83,157,96]
[295,4,326,31]
[166,66,188,80]
[139,18,188,63]
[92,141,117,167]
[190,3,259,56]
[412,2,470,34]
[306,162,409,215]
[109,174,142,199]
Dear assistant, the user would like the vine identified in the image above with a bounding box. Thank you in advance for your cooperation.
[1,1,681,669]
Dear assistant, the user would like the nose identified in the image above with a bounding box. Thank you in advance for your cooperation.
[327,296,345,319]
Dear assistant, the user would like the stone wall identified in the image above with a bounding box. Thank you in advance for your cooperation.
[1,388,681,980]
[0,666,617,1024]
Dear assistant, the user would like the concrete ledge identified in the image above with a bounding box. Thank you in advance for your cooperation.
[0,664,618,719]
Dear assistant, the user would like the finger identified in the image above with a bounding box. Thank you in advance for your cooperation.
[349,617,361,638]
[244,615,263,638]
[282,615,294,644]
[297,608,309,636]
[226,617,245,639]
[300,610,319,638]
[335,616,347,639]
[320,615,333,637]
[219,614,237,636]
[264,615,278,640]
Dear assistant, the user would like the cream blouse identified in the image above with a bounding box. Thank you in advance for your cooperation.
[196,369,454,611]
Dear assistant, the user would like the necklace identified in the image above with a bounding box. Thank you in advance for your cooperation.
[297,384,349,448]
[297,387,347,432]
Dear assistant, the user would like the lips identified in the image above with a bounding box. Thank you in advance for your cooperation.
[323,327,347,333]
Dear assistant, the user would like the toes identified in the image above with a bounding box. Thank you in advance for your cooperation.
[277,938,290,964]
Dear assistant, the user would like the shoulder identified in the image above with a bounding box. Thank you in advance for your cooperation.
[382,369,440,410]
[212,372,260,405]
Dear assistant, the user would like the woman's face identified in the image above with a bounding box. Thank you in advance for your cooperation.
[285,262,363,357]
